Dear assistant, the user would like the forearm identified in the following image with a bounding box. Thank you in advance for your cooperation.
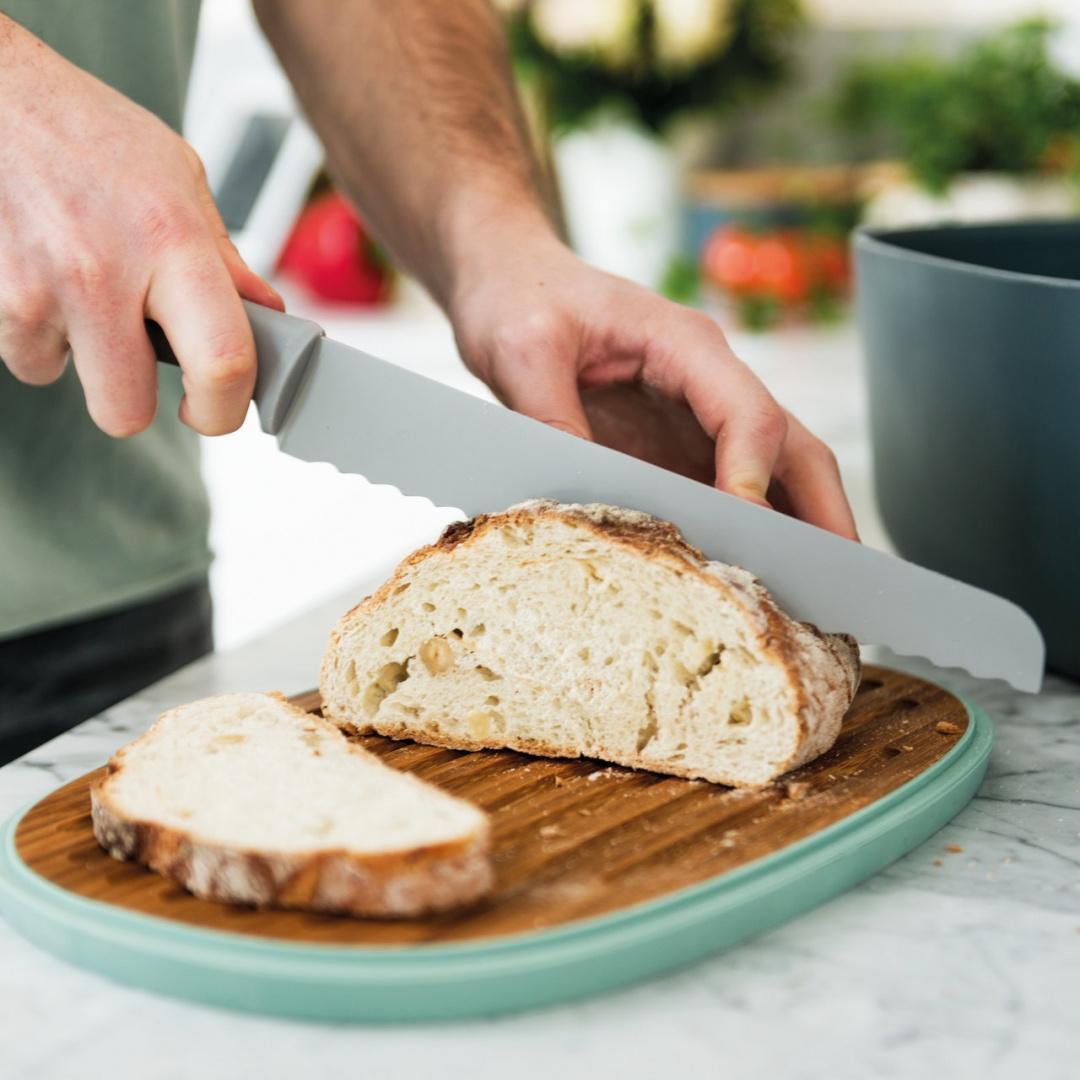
[253,0,559,310]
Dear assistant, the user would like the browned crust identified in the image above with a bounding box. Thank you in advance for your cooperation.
[90,695,494,918]
[320,500,861,788]
[432,503,702,563]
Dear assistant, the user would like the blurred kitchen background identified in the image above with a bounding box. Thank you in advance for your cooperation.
[188,0,1080,651]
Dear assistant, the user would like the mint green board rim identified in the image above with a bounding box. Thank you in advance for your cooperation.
[0,699,991,1023]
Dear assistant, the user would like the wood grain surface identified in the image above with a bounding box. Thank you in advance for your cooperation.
[14,665,968,945]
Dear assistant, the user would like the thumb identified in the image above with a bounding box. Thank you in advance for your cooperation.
[493,354,594,442]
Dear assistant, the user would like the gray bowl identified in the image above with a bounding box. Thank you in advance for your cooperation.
[854,220,1080,680]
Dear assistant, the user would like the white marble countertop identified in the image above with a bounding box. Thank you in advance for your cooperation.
[2,302,1078,1080]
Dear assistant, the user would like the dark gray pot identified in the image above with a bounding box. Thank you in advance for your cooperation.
[854,220,1080,679]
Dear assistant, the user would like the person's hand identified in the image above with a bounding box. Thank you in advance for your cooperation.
[0,18,282,436]
[449,229,858,540]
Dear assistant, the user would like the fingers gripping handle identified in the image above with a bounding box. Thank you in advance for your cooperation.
[147,300,325,435]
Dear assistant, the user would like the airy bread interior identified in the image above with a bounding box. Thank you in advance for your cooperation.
[321,501,859,788]
[91,691,492,916]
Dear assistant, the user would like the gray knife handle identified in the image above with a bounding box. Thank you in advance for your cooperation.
[147,300,325,436]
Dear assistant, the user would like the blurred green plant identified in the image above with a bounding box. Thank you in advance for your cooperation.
[833,19,1080,194]
[500,0,805,135]
[658,254,701,304]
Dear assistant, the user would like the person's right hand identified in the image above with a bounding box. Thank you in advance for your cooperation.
[0,17,282,437]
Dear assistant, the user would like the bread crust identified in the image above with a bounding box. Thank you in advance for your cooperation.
[90,693,493,918]
[322,501,860,788]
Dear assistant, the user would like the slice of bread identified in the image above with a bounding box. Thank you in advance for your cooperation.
[321,500,860,789]
[91,691,492,917]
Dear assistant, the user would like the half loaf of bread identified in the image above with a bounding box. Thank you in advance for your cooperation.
[321,500,860,789]
[91,691,493,917]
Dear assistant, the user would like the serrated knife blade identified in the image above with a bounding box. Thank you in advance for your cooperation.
[153,302,1046,692]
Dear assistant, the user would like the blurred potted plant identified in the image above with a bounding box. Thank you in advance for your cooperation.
[497,0,805,291]
[833,19,1080,226]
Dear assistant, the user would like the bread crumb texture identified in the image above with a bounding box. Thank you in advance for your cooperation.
[321,500,860,788]
[91,691,493,917]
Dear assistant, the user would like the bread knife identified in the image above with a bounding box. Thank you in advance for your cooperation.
[150,302,1045,691]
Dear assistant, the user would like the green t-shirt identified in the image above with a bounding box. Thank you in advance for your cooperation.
[0,0,212,639]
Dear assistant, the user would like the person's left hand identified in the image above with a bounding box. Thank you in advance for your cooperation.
[449,233,858,540]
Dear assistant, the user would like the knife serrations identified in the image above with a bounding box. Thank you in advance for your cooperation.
[276,338,1045,692]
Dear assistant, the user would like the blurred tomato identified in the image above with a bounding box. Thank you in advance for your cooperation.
[701,225,758,293]
[752,233,810,304]
[701,223,851,316]
[277,190,393,305]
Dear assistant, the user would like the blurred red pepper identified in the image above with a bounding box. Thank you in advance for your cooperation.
[278,190,394,305]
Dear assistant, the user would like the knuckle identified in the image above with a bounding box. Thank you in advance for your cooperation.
[661,303,726,346]
[685,308,724,338]
[487,312,562,366]
[746,398,788,446]
[789,418,840,466]
[2,287,53,340]
[810,437,841,471]
[198,328,255,388]
[56,243,108,298]
[0,288,67,385]
[805,432,836,459]
[134,199,201,256]
[647,310,734,390]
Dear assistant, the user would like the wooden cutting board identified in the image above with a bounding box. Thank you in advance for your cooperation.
[0,665,991,1020]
